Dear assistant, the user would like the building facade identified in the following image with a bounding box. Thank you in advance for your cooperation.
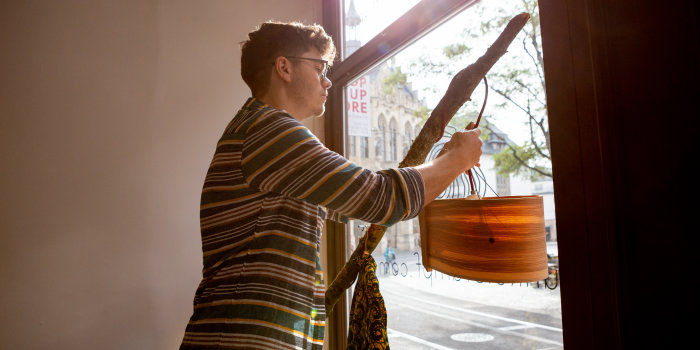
[346,61,426,253]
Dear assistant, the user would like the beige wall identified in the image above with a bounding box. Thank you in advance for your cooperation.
[0,1,325,349]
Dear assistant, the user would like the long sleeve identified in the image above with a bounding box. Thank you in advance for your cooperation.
[240,109,424,226]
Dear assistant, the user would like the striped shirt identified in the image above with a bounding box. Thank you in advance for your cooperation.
[181,98,424,349]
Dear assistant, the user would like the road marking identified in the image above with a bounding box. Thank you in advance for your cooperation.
[384,292,563,346]
[388,328,457,350]
[499,324,537,331]
[450,332,495,342]
[384,289,563,332]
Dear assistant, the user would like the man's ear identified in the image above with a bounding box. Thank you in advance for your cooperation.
[274,56,293,83]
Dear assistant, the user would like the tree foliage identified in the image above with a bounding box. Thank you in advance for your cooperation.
[412,105,431,122]
[381,66,407,95]
[409,0,551,179]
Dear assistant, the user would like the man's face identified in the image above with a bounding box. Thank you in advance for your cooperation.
[288,49,332,120]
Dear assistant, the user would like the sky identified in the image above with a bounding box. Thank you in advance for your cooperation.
[344,0,538,144]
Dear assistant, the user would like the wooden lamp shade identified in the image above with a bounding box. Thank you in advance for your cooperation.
[418,195,548,283]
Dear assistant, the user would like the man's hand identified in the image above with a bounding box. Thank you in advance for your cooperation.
[416,128,483,204]
[439,128,482,172]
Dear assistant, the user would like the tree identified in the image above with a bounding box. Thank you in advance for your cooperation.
[409,0,551,179]
[381,66,407,95]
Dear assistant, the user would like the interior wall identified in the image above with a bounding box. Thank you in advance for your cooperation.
[0,1,325,349]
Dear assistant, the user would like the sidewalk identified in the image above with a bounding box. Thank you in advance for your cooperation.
[377,270,563,317]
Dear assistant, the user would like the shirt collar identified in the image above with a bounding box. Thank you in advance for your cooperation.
[243,97,269,110]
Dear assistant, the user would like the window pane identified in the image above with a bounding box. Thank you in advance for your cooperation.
[343,0,421,58]
[344,1,562,348]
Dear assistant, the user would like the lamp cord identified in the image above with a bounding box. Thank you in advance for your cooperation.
[434,76,488,198]
[467,77,488,196]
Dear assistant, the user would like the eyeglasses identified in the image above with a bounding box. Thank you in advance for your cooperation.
[284,56,330,79]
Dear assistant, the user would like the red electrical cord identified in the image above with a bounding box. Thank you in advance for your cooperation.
[436,76,488,196]
[467,76,488,196]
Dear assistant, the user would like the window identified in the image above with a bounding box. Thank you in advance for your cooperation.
[324,1,561,348]
[360,136,369,158]
[496,174,511,196]
[349,135,356,156]
[375,115,386,160]
[343,0,421,58]
[403,121,413,158]
[388,118,397,161]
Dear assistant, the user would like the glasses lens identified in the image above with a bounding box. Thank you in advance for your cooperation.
[286,56,328,78]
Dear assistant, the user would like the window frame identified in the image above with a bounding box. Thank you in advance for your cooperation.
[321,0,636,348]
[321,0,482,348]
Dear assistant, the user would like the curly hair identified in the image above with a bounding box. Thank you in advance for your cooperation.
[241,21,336,96]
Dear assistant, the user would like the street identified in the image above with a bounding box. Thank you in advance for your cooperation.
[368,250,563,349]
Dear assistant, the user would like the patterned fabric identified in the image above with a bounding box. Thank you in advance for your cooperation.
[180,98,424,349]
[347,254,390,350]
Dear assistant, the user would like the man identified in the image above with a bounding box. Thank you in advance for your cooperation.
[181,21,482,349]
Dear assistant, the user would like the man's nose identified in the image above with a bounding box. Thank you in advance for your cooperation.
[322,76,332,89]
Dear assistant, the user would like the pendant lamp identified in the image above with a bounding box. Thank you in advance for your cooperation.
[419,76,548,283]
[418,195,548,283]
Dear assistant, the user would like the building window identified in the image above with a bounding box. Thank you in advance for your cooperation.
[375,116,386,160]
[349,135,356,157]
[388,118,397,161]
[360,136,369,158]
